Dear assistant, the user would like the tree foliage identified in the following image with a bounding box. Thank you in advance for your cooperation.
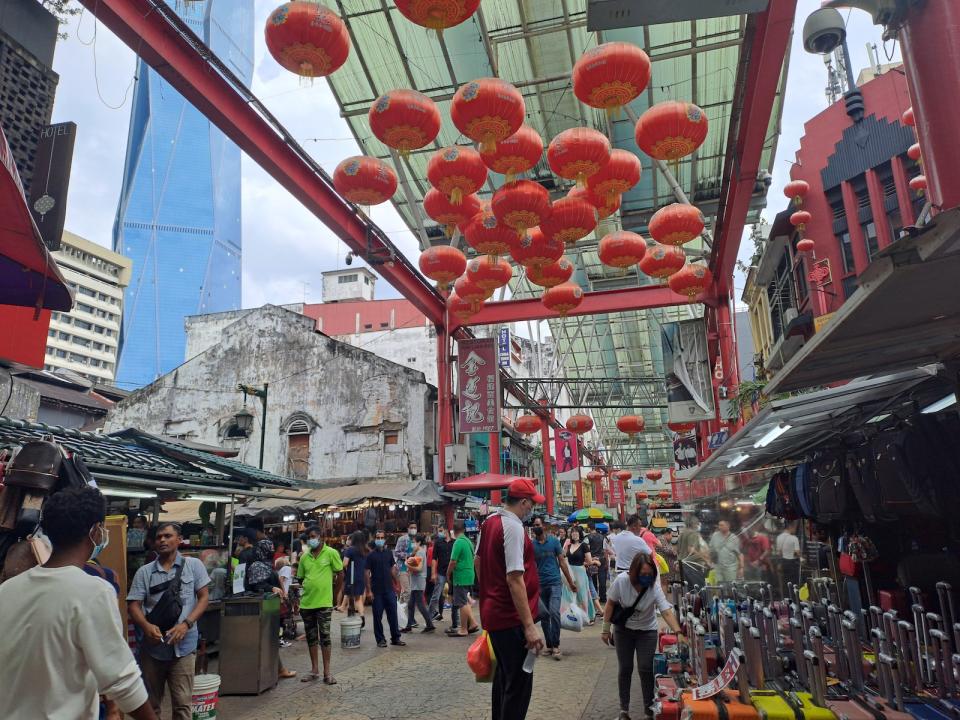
[39,0,81,39]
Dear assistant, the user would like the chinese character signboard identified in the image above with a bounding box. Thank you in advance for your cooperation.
[457,338,500,434]
[807,258,832,288]
[497,327,511,368]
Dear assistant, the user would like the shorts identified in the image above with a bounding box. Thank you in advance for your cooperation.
[300,607,332,648]
[453,585,470,608]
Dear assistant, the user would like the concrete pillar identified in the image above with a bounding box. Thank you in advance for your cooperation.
[540,401,554,516]
[841,181,870,275]
[891,155,916,227]
[865,169,893,250]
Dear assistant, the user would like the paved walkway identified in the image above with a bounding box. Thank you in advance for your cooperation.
[211,608,648,720]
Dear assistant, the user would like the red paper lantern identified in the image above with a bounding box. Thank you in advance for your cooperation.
[453,275,487,307]
[637,491,649,501]
[466,255,512,292]
[573,41,651,112]
[423,189,481,237]
[448,292,477,322]
[566,414,594,434]
[790,210,812,232]
[547,127,612,185]
[598,231,647,269]
[910,175,927,194]
[368,89,441,155]
[668,263,713,300]
[645,469,662,481]
[480,125,543,181]
[451,78,525,152]
[427,146,488,204]
[587,149,642,203]
[586,470,604,484]
[907,143,922,161]
[616,415,645,436]
[509,227,564,269]
[902,107,915,127]
[265,2,350,78]
[333,156,397,205]
[492,180,551,236]
[462,203,516,259]
[543,282,584,317]
[418,245,467,290]
[667,422,696,433]
[539,197,598,247]
[568,186,620,220]
[639,243,685,279]
[514,415,542,435]
[526,257,574,288]
[634,101,708,161]
[796,238,816,253]
[394,0,481,32]
[784,179,810,207]
[613,469,633,483]
[648,204,705,246]
[657,490,671,501]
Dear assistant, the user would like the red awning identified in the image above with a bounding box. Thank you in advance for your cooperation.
[445,473,533,491]
[0,126,71,311]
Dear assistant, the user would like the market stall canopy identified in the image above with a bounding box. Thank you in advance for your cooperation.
[686,368,948,480]
[160,500,204,524]
[235,480,445,517]
[766,208,960,395]
[444,473,535,492]
[0,126,72,311]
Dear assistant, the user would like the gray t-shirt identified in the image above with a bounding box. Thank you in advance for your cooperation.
[409,548,427,591]
[709,531,742,572]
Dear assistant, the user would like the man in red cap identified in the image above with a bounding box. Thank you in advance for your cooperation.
[476,478,545,720]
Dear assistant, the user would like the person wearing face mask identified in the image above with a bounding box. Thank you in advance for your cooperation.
[296,526,344,683]
[602,553,684,720]
[128,522,210,719]
[394,522,418,607]
[428,526,454,622]
[0,486,157,720]
[532,517,577,660]
[365,529,406,648]
[476,478,546,720]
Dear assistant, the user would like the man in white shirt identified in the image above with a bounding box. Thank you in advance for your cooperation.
[609,514,654,573]
[776,522,801,594]
[0,486,156,720]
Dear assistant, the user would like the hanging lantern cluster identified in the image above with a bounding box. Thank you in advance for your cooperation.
[616,415,645,436]
[668,263,713,300]
[786,192,815,253]
[599,231,646,270]
[463,203,516,259]
[542,282,583,316]
[480,125,543,182]
[539,196,598,247]
[634,101,708,162]
[784,179,810,207]
[568,186,619,220]
[492,180,551,237]
[527,257,574,288]
[547,127,612,186]
[423,189,481,238]
[514,414,542,435]
[639,243,685,279]
[586,149,641,204]
[427,146,487,205]
[566,414,594,434]
[573,42,651,114]
[510,227,564,270]
[648,204,704,246]
[418,245,466,290]
[394,0,481,33]
[451,78,525,152]
[333,156,397,205]
[265,2,351,78]
[466,255,512,292]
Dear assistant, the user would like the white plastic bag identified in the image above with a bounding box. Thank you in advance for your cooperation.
[396,599,408,629]
[560,602,585,632]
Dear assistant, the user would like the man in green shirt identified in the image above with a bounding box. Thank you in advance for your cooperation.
[445,520,479,637]
[296,526,343,683]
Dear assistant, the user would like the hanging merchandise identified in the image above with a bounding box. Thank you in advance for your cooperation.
[448,292,478,322]
[547,127,612,186]
[418,245,467,290]
[451,78,525,152]
[466,256,513,292]
[538,196,598,247]
[565,414,594,434]
[368,89,441,155]
[648,203,705,246]
[634,101,708,161]
[480,125,543,181]
[568,186,620,220]
[902,106,914,126]
[598,231,647,269]
[783,179,810,207]
[526,257,574,288]
[491,180,551,237]
[332,156,398,205]
[509,227,564,270]
[668,263,713,300]
[514,415,542,435]
[265,2,351,78]
[638,243,686,279]
[462,203,515,259]
[423,189,481,237]
[453,274,489,308]
[426,146,488,204]
[572,41,651,114]
[586,149,642,204]
[542,283,584,317]
[394,0,481,34]
[796,238,816,253]
[616,415,645,436]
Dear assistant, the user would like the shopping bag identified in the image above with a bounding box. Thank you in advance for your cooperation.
[561,602,585,632]
[706,569,717,585]
[396,599,408,629]
[467,630,497,682]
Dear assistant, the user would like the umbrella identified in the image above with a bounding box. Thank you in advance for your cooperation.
[567,507,615,523]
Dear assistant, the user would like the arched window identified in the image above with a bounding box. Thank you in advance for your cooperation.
[282,414,316,481]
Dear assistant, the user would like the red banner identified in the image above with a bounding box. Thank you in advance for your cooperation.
[457,338,500,434]
[593,477,605,505]
[608,473,624,505]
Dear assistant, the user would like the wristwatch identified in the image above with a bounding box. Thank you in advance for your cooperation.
[184,618,195,629]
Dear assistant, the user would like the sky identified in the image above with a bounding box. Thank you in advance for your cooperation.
[49,1,897,310]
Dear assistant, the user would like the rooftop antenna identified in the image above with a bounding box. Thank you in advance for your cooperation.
[866,42,882,75]
[824,54,843,104]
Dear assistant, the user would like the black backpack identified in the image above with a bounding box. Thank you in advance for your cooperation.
[810,454,848,523]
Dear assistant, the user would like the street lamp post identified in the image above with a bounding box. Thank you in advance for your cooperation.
[238,383,269,469]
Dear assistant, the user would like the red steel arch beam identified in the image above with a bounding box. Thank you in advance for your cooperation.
[77,0,445,325]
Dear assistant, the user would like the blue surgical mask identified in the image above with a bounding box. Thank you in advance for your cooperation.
[89,525,109,561]
[638,575,655,588]
[307,538,321,550]
[375,539,386,548]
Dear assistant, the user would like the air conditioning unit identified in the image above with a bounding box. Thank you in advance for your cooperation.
[587,0,769,30]
[444,444,468,473]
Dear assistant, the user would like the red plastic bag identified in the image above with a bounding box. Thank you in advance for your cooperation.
[466,630,496,683]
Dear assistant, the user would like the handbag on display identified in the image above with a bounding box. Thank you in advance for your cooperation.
[3,440,62,493]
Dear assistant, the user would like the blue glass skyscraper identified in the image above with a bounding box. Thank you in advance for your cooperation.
[113,2,253,387]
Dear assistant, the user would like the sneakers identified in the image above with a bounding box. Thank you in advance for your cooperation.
[390,639,407,646]
[618,712,632,720]
[553,649,563,661]
[377,640,387,648]
[432,613,443,622]
[421,626,436,633]
[400,627,412,633]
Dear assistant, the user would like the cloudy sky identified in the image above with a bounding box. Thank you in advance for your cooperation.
[50,1,896,308]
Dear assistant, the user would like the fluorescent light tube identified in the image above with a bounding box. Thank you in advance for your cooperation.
[187,494,228,503]
[922,393,957,414]
[754,423,792,448]
[103,488,157,499]
[727,452,750,468]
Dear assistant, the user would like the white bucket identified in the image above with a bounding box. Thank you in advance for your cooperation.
[191,674,221,720]
[340,615,363,649]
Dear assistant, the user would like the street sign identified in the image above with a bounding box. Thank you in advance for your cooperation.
[457,338,500,434]
[497,327,511,368]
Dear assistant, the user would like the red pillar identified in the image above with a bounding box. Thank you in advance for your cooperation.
[892,156,917,227]
[540,402,554,516]
[841,181,870,274]
[436,328,452,487]
[575,475,583,510]
[865,169,894,250]
[489,432,501,505]
[900,1,960,212]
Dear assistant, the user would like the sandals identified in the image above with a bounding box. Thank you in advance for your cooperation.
[279,669,297,679]
[300,672,320,683]
[323,676,337,685]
